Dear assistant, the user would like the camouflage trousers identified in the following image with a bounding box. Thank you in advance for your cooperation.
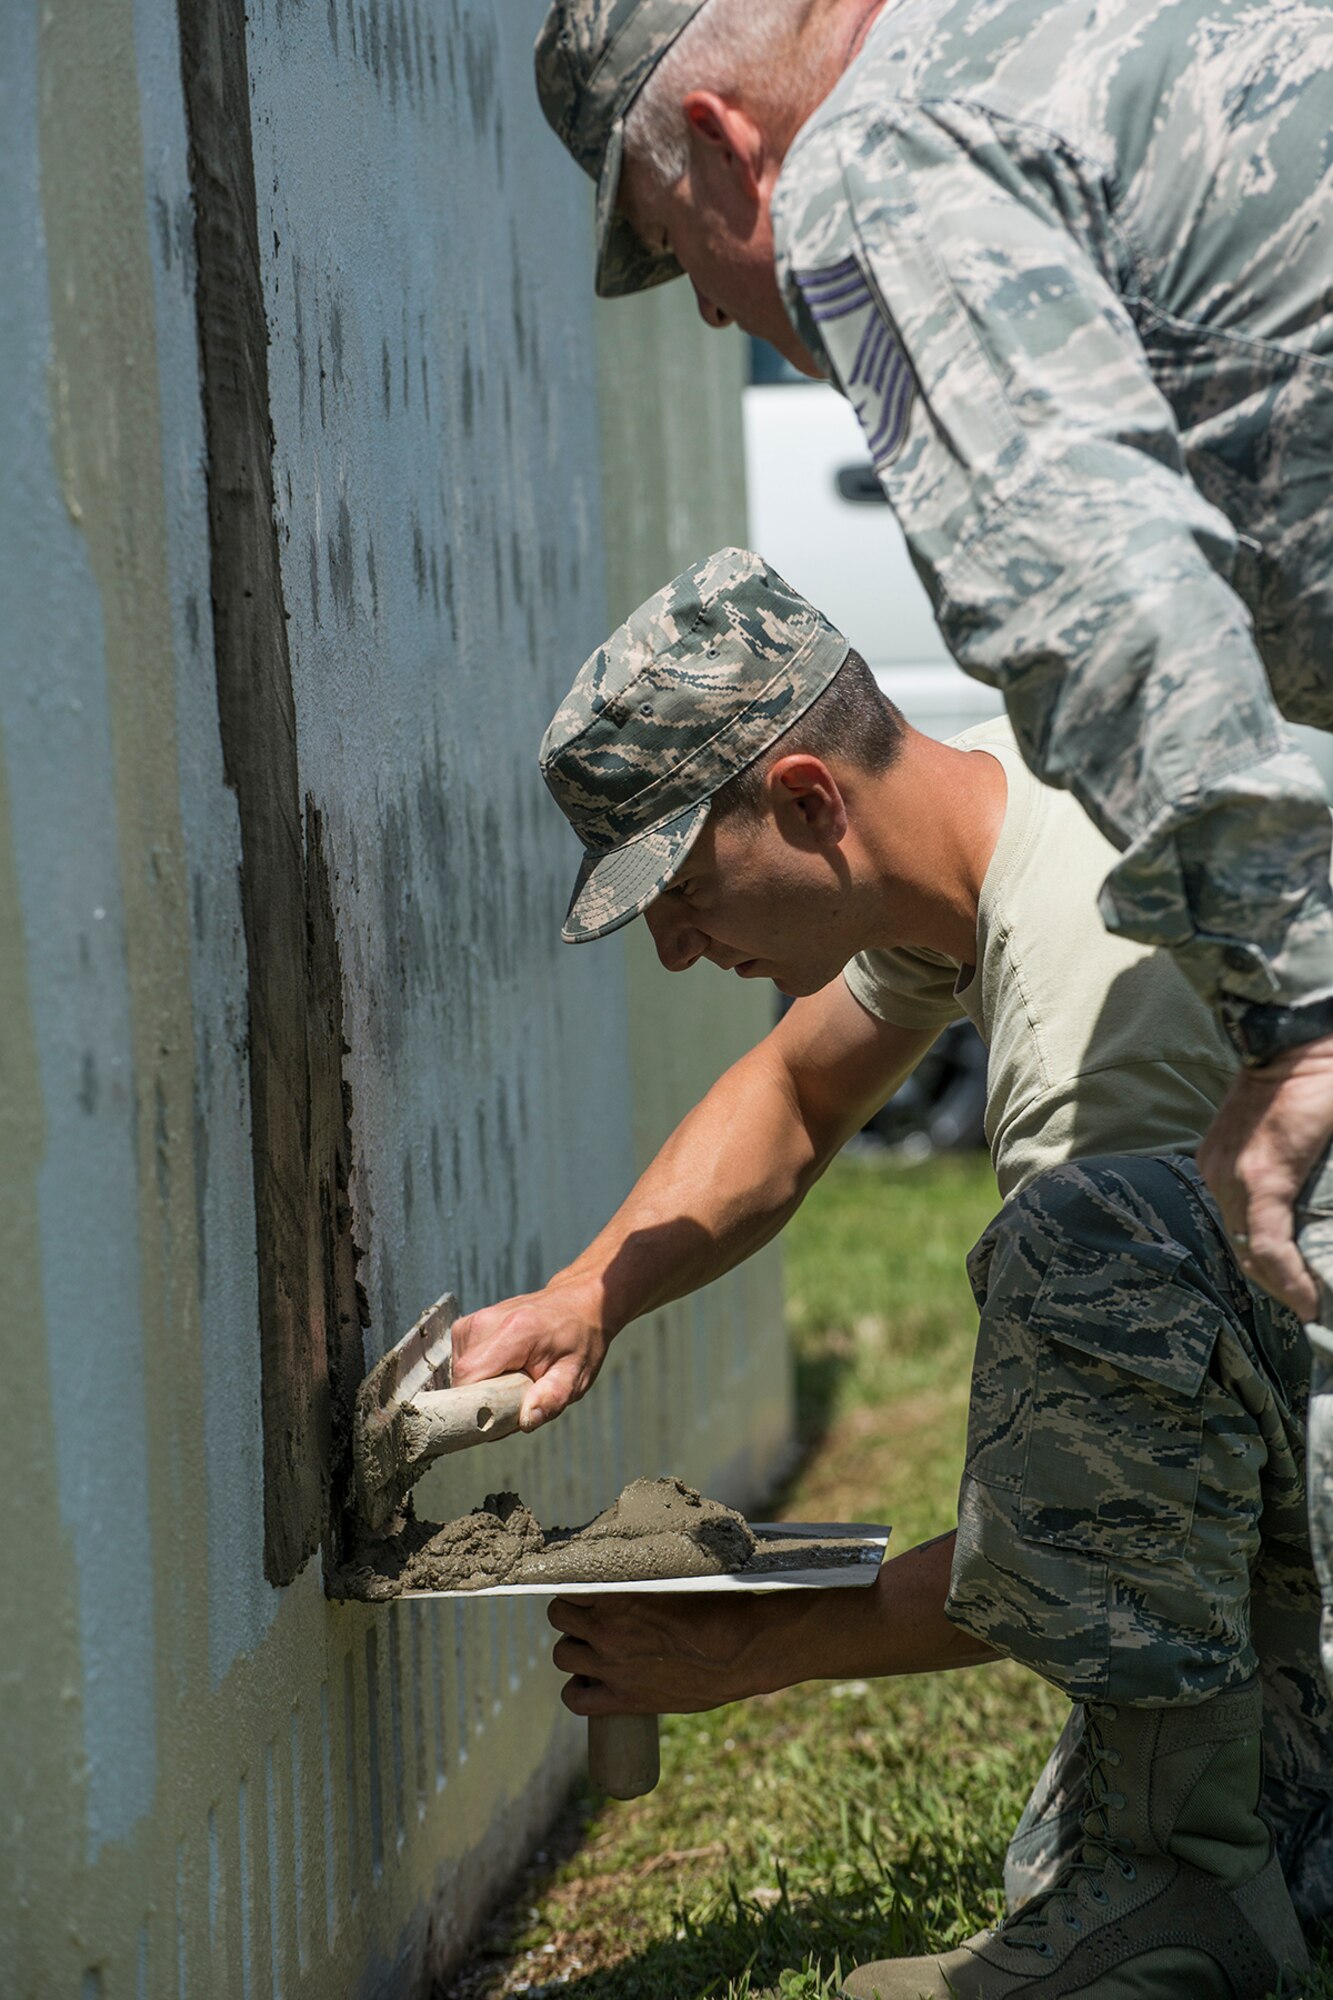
[944,1153,1333,1927]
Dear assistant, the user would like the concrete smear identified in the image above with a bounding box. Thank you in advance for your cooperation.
[336,1476,759,1600]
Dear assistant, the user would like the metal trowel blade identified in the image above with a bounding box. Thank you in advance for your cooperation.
[357,1292,458,1420]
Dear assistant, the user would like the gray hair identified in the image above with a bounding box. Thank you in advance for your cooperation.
[624,0,830,191]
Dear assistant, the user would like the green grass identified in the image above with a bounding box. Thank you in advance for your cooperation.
[445,1154,1333,2000]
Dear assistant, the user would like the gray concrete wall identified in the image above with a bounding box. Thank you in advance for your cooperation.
[0,1,788,1994]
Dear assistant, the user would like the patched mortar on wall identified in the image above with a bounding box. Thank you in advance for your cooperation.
[178,0,369,1584]
[0,1,788,1995]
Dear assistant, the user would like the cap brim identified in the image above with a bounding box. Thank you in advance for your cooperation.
[594,119,683,299]
[562,796,711,943]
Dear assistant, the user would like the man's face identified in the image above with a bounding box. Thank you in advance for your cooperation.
[620,157,823,377]
[641,806,854,998]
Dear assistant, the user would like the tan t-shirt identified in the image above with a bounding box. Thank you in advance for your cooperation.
[844,717,1237,1199]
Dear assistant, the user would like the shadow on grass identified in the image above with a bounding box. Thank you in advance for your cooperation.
[491,1871,936,2000]
[449,1796,1333,2000]
[705,1318,863,1539]
[450,1829,1010,2000]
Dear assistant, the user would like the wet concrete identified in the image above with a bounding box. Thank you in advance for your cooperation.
[333,1475,759,1599]
[332,1476,871,1601]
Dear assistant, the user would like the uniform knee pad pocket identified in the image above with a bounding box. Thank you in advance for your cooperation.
[1016,1254,1217,1561]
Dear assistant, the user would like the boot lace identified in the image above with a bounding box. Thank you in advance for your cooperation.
[999,1706,1137,1958]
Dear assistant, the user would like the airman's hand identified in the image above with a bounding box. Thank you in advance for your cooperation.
[548,1592,784,1716]
[1198,1035,1333,1323]
[448,1276,611,1431]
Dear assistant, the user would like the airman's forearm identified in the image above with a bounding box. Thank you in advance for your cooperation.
[448,985,929,1425]
[745,1531,1000,1694]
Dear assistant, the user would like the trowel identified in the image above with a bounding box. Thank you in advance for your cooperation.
[348,1294,890,1799]
[352,1291,531,1539]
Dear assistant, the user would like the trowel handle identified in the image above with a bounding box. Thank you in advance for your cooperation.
[411,1373,531,1456]
[588,1713,661,1799]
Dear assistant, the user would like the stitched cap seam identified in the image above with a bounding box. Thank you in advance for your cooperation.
[566,624,846,833]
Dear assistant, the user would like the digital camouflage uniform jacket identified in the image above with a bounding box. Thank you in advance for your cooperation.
[772,0,1333,1012]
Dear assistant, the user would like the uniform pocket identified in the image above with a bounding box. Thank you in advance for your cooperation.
[1018,1244,1219,1561]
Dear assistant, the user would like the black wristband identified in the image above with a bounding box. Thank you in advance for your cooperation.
[1220,995,1333,1069]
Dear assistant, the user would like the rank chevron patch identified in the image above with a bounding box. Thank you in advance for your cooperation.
[796,256,916,469]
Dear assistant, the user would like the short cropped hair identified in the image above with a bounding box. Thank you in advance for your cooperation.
[710,648,906,822]
[625,0,835,192]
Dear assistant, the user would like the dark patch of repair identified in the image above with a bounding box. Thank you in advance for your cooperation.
[177,0,368,1583]
[306,802,369,1554]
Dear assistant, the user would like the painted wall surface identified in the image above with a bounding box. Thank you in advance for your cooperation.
[597,288,791,1511]
[0,1,788,1996]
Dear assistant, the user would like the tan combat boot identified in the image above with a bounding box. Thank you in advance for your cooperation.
[841,1678,1310,1999]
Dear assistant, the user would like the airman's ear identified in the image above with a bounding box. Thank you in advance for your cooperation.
[681,90,765,199]
[766,753,848,845]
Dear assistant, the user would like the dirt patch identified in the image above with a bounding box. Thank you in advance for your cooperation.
[332,1476,761,1600]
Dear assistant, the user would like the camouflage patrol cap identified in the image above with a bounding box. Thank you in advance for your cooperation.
[534,0,709,297]
[541,548,851,943]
